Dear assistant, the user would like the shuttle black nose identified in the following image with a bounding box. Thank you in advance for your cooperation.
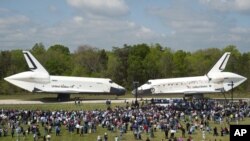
[132,88,153,95]
[110,87,126,96]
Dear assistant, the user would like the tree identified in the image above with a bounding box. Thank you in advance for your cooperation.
[0,51,12,94]
[98,49,108,71]
[1,43,250,94]
[0,51,11,79]
[46,44,72,75]
[127,44,150,86]
[47,44,70,55]
[187,48,222,76]
[239,52,250,91]
[31,43,46,55]
[159,47,174,78]
[143,45,163,80]
[172,50,190,77]
[223,45,241,73]
[110,45,131,88]
[73,45,108,77]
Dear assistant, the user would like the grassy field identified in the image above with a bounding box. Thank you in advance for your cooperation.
[0,103,249,141]
[0,91,249,101]
[0,103,127,111]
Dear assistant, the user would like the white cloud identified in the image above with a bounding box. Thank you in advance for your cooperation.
[1,0,249,52]
[67,0,129,17]
[200,0,250,12]
[230,27,250,34]
[148,5,219,35]
[146,1,250,51]
[40,16,163,50]
[0,2,164,51]
[48,5,57,12]
[0,15,29,28]
[73,16,84,24]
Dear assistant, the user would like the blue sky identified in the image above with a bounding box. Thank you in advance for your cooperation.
[1,0,250,52]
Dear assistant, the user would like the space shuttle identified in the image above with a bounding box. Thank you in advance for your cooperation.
[4,51,126,100]
[134,52,247,97]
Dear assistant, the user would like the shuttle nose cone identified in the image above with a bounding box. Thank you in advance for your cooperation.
[132,88,153,95]
[242,76,247,81]
[4,75,16,83]
[110,87,126,96]
[4,72,29,81]
[239,75,247,84]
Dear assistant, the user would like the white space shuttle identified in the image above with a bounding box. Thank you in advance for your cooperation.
[134,52,247,97]
[4,51,126,100]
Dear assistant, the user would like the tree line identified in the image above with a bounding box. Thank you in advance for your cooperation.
[0,43,249,94]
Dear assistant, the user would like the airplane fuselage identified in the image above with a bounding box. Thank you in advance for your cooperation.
[5,71,126,95]
[4,51,126,97]
[136,72,246,95]
[134,52,247,96]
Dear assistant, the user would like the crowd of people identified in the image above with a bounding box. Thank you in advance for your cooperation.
[0,98,249,141]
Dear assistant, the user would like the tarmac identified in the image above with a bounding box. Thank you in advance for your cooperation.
[0,98,137,105]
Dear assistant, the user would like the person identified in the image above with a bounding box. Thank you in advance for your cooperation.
[74,97,77,105]
[55,126,60,136]
[104,132,108,141]
[80,126,84,136]
[115,136,119,141]
[220,127,224,136]
[146,137,150,141]
[149,127,154,138]
[46,134,51,141]
[187,136,193,141]
[213,127,218,136]
[165,127,169,139]
[170,129,176,138]
[78,97,81,105]
[181,127,185,138]
[76,124,80,134]
[178,137,184,141]
[33,133,37,141]
[3,128,8,137]
[11,126,15,138]
[0,128,2,137]
[97,135,102,141]
[202,129,206,140]
[186,122,190,132]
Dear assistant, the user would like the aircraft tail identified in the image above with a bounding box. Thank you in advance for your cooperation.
[23,51,49,74]
[207,52,231,76]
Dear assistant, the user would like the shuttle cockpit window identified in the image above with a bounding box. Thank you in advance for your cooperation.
[109,80,113,83]
[146,81,151,84]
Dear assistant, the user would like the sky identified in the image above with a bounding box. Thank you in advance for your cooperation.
[1,0,250,52]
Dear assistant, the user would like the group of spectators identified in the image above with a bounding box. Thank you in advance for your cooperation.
[0,98,249,141]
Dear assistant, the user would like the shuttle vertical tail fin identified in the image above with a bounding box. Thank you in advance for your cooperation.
[207,52,230,76]
[23,51,49,74]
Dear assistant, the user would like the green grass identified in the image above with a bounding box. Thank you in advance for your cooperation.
[0,103,127,111]
[0,91,249,101]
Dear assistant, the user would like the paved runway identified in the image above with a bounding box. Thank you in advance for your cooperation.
[0,98,137,105]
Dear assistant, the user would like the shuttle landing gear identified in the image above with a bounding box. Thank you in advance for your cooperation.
[184,94,204,100]
[57,94,70,101]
